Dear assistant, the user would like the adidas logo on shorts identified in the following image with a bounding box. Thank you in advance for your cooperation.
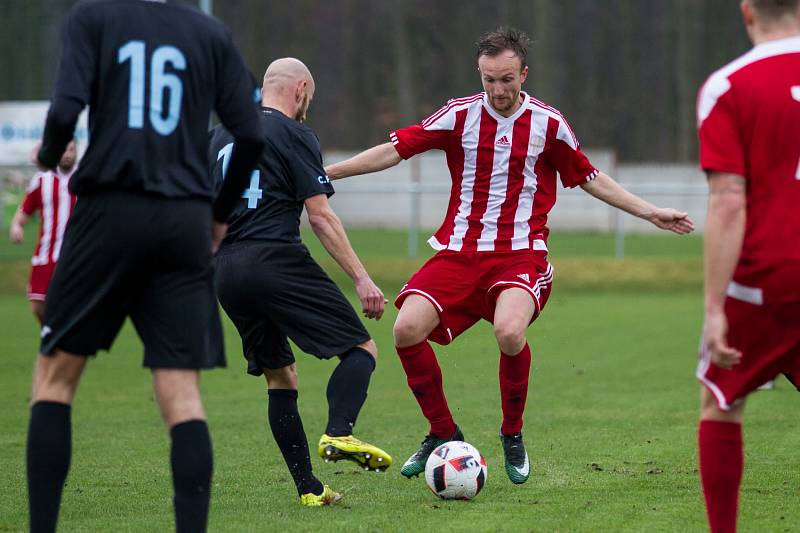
[517,273,530,283]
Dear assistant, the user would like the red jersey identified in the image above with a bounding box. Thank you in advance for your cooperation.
[391,92,598,253]
[21,168,77,267]
[698,36,800,304]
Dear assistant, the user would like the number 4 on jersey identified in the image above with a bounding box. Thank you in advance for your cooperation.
[217,143,263,208]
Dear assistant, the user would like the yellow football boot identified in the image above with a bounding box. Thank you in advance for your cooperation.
[299,485,342,507]
[318,434,393,471]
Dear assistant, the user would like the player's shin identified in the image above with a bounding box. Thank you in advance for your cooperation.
[27,401,71,533]
[396,341,456,437]
[170,420,213,533]
[325,347,375,436]
[499,343,531,435]
[699,420,743,533]
[268,389,323,496]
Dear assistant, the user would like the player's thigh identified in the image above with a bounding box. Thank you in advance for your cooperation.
[31,350,88,405]
[40,196,133,357]
[394,295,441,346]
[395,252,482,345]
[151,368,205,428]
[238,313,297,377]
[131,264,225,370]
[267,257,371,359]
[699,298,800,410]
[130,199,224,370]
[699,385,745,422]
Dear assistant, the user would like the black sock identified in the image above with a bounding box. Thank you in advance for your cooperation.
[170,420,213,533]
[268,389,323,496]
[325,347,376,437]
[27,401,71,533]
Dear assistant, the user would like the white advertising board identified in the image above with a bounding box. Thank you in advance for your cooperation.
[0,101,88,165]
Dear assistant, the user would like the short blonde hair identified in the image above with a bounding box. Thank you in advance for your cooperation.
[748,0,800,19]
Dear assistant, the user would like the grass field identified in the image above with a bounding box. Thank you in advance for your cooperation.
[0,229,798,532]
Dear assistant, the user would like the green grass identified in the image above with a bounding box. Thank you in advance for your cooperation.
[0,230,797,532]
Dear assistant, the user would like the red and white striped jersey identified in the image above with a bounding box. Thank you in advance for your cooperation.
[390,92,597,253]
[21,167,77,267]
[697,36,800,304]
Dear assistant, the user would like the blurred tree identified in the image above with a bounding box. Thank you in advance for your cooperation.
[0,0,752,162]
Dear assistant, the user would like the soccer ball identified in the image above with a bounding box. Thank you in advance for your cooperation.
[424,441,487,500]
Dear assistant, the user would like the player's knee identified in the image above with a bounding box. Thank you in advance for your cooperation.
[32,351,85,405]
[357,339,378,361]
[393,318,425,347]
[264,364,298,390]
[493,322,526,356]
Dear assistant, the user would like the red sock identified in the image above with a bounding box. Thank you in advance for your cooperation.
[699,420,743,533]
[499,343,531,435]
[396,341,456,437]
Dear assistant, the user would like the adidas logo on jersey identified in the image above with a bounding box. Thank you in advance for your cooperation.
[496,135,510,146]
[517,273,530,283]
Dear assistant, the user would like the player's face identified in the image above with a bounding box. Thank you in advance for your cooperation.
[59,141,77,170]
[478,52,529,116]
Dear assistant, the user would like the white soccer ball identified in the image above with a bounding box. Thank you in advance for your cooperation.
[424,441,487,500]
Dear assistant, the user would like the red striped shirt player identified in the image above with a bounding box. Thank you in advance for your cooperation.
[326,28,695,484]
[696,1,800,531]
[9,140,77,323]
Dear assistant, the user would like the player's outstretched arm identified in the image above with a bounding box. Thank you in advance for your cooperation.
[702,172,746,369]
[580,172,695,235]
[305,194,386,320]
[9,208,29,243]
[325,142,402,181]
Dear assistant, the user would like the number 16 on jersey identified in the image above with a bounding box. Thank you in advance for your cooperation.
[217,143,263,209]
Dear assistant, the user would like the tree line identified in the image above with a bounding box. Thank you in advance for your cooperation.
[0,0,750,162]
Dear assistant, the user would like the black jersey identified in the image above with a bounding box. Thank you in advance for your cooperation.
[209,107,335,245]
[40,0,262,202]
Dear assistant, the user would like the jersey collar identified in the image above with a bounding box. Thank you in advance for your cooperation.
[481,91,529,122]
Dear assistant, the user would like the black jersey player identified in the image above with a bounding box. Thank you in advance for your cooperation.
[210,58,391,506]
[28,1,264,532]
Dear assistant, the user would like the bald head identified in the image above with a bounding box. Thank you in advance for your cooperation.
[261,58,316,123]
[263,58,314,92]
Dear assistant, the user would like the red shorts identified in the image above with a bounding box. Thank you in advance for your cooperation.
[28,263,56,301]
[395,250,553,345]
[697,296,800,410]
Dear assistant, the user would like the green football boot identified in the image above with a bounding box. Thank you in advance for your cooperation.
[400,426,464,479]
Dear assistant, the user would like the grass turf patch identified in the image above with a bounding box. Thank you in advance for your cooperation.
[1,230,797,532]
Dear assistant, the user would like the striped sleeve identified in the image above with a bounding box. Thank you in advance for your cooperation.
[544,116,598,189]
[390,97,475,159]
[21,174,43,215]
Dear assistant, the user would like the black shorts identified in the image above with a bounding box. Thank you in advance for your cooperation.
[41,191,225,370]
[215,241,371,376]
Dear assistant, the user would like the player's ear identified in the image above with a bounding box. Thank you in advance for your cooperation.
[520,65,529,84]
[295,80,306,104]
[740,1,753,28]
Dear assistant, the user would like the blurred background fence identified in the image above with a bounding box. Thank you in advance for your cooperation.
[0,0,752,257]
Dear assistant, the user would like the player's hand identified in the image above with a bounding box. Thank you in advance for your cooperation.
[9,223,23,243]
[211,222,228,254]
[647,208,695,235]
[29,141,50,171]
[703,309,742,370]
[354,274,386,321]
